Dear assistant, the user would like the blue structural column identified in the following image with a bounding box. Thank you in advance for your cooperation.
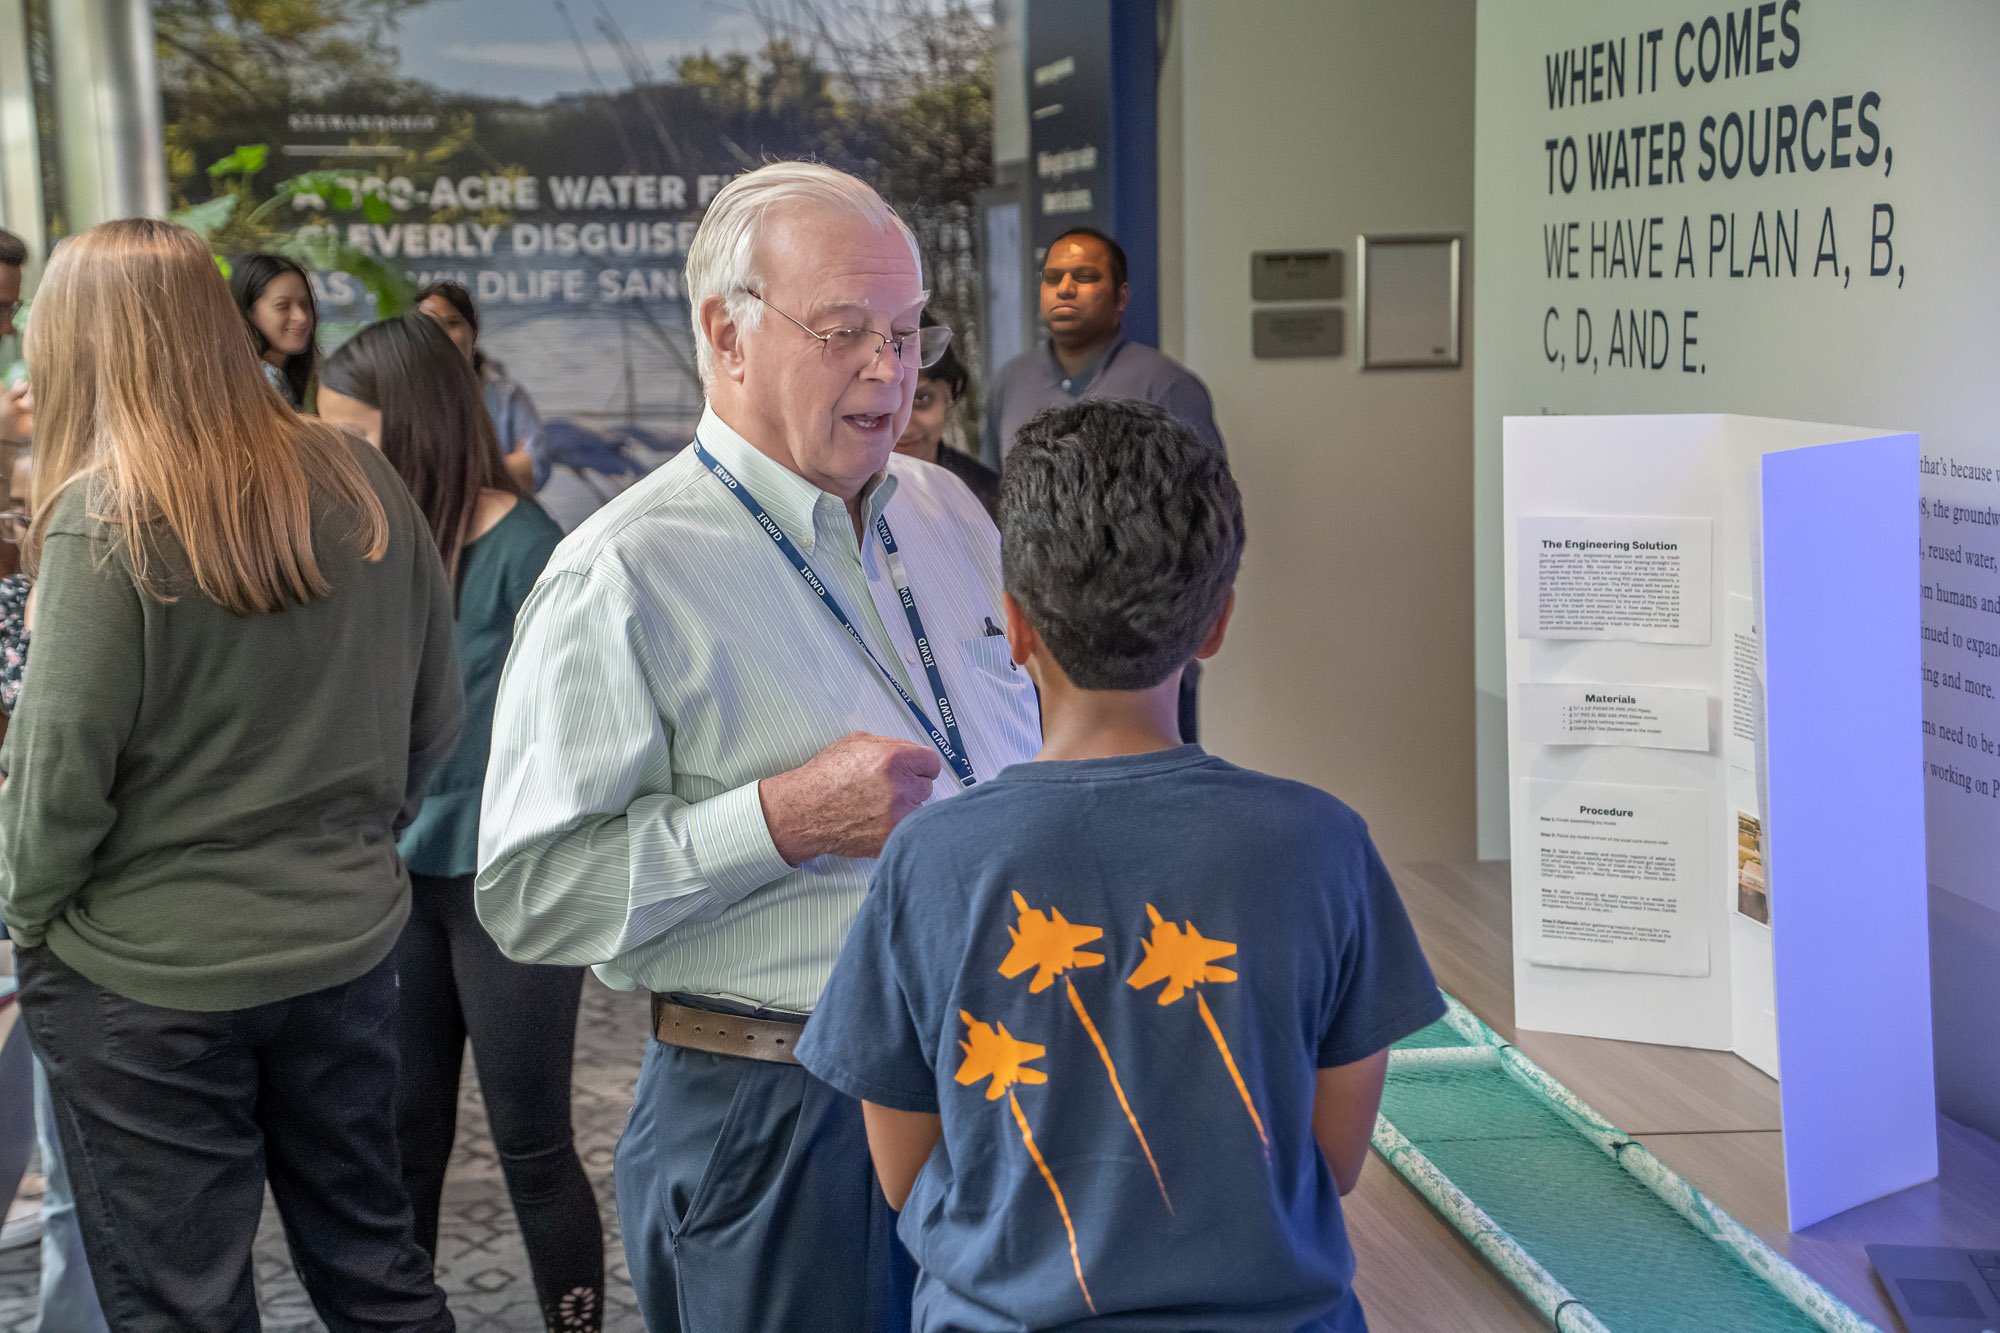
[1025,0,1159,347]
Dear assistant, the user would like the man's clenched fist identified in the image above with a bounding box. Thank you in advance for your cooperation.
[759,732,943,865]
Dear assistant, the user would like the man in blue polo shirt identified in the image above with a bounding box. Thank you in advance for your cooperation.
[984,226,1225,740]
[983,227,1224,463]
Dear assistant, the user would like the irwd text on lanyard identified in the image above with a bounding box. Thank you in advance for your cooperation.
[693,440,978,789]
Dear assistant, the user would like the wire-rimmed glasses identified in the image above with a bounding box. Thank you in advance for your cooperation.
[749,291,952,371]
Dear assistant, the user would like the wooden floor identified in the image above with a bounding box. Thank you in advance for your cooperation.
[1348,859,2000,1333]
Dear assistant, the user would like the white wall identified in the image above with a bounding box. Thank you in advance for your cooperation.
[1473,0,2000,1138]
[1165,1,1478,862]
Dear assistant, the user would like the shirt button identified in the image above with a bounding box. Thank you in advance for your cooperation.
[905,652,918,665]
[1061,379,1072,390]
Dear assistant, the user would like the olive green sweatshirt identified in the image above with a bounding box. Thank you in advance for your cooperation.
[0,439,463,1011]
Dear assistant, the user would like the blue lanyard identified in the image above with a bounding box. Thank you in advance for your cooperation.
[694,440,977,789]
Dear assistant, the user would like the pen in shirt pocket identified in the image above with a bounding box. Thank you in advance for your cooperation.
[982,616,1004,638]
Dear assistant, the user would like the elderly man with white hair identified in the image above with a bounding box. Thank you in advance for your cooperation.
[478,162,1042,1330]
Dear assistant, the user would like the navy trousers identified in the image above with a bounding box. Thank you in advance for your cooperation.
[614,1034,915,1333]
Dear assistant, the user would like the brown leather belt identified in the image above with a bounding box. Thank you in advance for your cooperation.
[651,996,804,1065]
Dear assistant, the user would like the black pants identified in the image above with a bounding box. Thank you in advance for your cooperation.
[16,945,452,1333]
[394,872,602,1333]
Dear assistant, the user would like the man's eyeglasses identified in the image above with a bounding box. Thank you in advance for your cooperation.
[749,292,951,372]
[0,511,27,545]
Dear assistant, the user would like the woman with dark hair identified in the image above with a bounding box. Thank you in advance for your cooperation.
[230,252,318,409]
[415,281,547,493]
[320,315,603,1333]
[894,310,1000,520]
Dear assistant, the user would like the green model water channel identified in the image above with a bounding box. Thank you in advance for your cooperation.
[1373,997,1880,1333]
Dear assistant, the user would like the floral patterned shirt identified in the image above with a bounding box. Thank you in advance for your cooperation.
[0,573,29,715]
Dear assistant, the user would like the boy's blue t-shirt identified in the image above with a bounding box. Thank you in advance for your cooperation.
[796,745,1447,1333]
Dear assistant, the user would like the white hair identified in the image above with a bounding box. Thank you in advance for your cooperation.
[684,160,921,390]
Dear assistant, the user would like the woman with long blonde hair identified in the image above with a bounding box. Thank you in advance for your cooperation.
[0,218,462,1331]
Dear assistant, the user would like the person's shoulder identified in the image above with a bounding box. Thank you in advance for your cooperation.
[490,496,565,565]
[537,448,709,583]
[1120,339,1208,389]
[1194,755,1372,847]
[884,451,968,505]
[332,427,426,530]
[497,374,539,413]
[937,445,1000,489]
[326,424,402,499]
[990,345,1046,389]
[510,495,566,543]
[886,452,997,537]
[880,775,1029,866]
[481,359,526,393]
[939,448,1002,521]
[43,474,104,538]
[340,426,397,485]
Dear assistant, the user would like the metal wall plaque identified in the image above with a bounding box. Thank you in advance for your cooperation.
[1251,249,1343,302]
[1358,233,1462,368]
[1252,306,1344,359]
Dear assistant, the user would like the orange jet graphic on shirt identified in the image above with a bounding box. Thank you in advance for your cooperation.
[954,1011,1047,1100]
[1127,904,1269,1159]
[999,891,1104,992]
[955,1010,1094,1313]
[998,891,1171,1211]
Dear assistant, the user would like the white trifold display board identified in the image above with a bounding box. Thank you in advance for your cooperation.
[1504,414,1935,1229]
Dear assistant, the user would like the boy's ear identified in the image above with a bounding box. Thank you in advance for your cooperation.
[1194,586,1236,661]
[1002,591,1039,669]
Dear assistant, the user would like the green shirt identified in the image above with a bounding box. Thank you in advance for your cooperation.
[0,440,464,1011]
[400,497,562,878]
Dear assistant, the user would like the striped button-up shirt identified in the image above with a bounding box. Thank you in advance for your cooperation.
[477,407,1042,1012]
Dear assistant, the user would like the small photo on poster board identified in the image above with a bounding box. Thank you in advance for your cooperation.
[1736,810,1769,925]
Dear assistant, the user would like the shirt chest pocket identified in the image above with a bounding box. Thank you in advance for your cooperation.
[953,633,1040,767]
[956,632,1021,683]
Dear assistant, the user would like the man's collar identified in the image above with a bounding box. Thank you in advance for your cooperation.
[1042,332,1128,390]
[860,469,899,531]
[696,405,896,553]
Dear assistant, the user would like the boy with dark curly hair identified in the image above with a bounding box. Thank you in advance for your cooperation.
[800,397,1444,1332]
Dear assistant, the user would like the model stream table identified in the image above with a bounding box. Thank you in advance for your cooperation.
[1347,860,2000,1333]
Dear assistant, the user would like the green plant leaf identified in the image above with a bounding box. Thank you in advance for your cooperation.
[280,233,414,319]
[168,194,239,237]
[361,193,394,225]
[207,143,268,178]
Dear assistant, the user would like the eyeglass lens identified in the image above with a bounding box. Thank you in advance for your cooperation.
[822,323,953,370]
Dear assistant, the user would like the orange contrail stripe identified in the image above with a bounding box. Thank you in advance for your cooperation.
[1066,979,1172,1213]
[1008,1090,1096,1314]
[1196,991,1269,1160]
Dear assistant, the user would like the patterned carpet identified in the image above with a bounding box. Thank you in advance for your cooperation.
[0,979,654,1333]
